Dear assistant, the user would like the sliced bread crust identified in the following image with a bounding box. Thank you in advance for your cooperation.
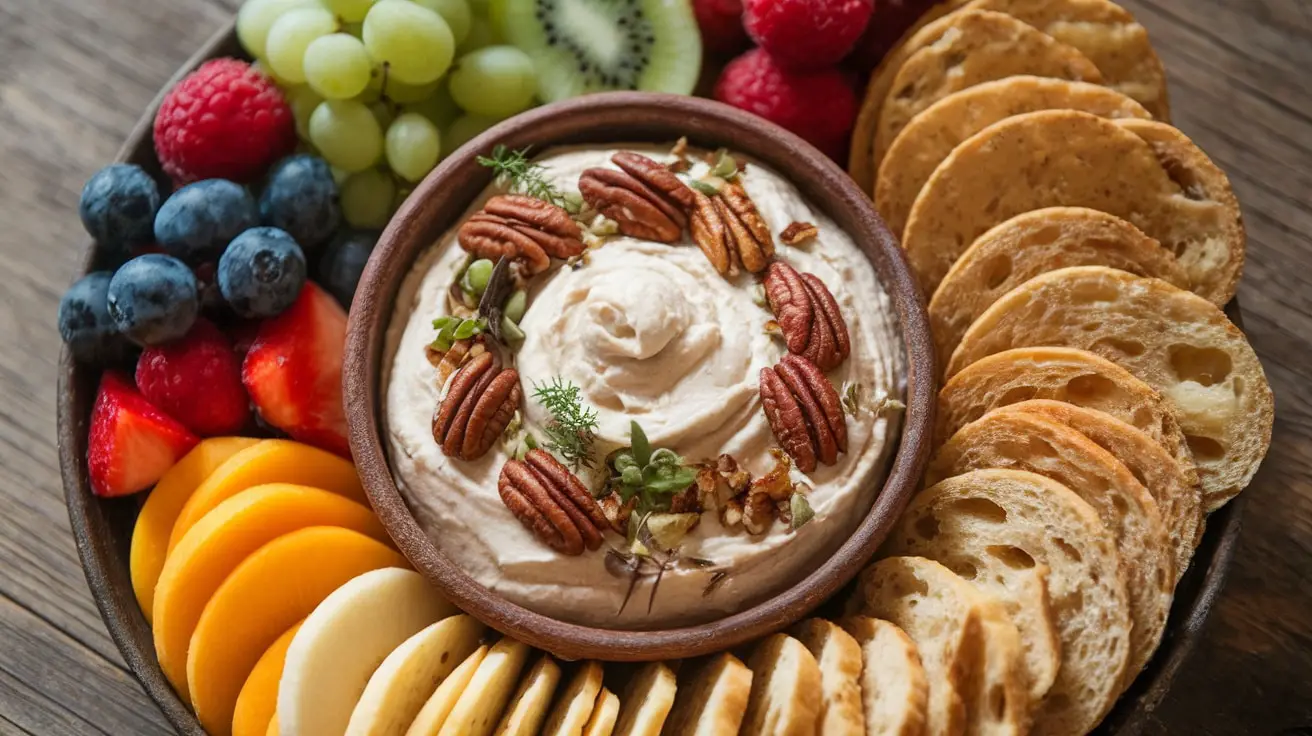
[841,617,928,736]
[542,661,604,736]
[793,619,866,736]
[887,470,1131,736]
[948,266,1273,507]
[613,663,677,736]
[494,654,562,736]
[661,653,752,736]
[742,634,823,736]
[927,410,1173,684]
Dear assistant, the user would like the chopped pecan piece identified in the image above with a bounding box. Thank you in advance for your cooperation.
[427,336,487,387]
[499,449,609,555]
[578,152,694,243]
[780,221,819,246]
[742,491,775,535]
[759,354,848,472]
[751,448,795,501]
[600,492,636,534]
[763,261,851,370]
[458,195,584,275]
[431,352,522,461]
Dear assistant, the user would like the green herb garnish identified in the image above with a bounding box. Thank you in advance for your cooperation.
[611,421,699,519]
[477,145,573,210]
[531,377,599,469]
[430,315,486,352]
[790,492,815,530]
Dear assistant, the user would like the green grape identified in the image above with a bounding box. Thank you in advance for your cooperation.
[465,259,494,294]
[331,166,352,185]
[504,290,527,323]
[237,0,320,59]
[409,0,471,46]
[363,0,455,86]
[308,99,384,172]
[341,169,398,228]
[369,73,441,104]
[404,82,460,130]
[370,100,398,131]
[250,58,294,87]
[303,33,374,99]
[266,7,338,84]
[459,15,501,53]
[386,113,442,182]
[448,46,535,118]
[285,85,325,140]
[443,114,499,155]
[322,0,377,22]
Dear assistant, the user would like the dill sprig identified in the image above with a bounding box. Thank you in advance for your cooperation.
[477,145,576,211]
[531,377,599,469]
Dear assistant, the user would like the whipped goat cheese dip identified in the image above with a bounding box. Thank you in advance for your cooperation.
[384,145,905,628]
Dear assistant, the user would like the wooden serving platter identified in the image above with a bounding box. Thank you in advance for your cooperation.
[55,21,1246,736]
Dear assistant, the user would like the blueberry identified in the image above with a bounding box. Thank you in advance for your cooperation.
[319,229,379,309]
[79,164,161,252]
[58,271,134,364]
[107,254,199,346]
[154,179,257,264]
[259,155,341,251]
[218,227,307,318]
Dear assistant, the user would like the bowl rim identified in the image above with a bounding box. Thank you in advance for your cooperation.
[344,90,940,660]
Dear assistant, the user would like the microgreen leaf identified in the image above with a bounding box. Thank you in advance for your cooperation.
[790,492,815,530]
[630,420,652,468]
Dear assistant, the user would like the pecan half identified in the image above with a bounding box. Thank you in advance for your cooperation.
[458,195,584,275]
[431,352,522,461]
[763,261,850,371]
[760,354,848,472]
[690,191,733,276]
[499,449,608,555]
[690,182,774,275]
[578,152,694,243]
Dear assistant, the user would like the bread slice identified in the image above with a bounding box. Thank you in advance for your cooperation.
[439,638,531,736]
[948,266,1273,508]
[840,617,928,736]
[613,663,678,736]
[494,654,562,736]
[887,470,1132,736]
[405,645,488,736]
[929,207,1187,366]
[850,556,1029,736]
[793,619,865,736]
[961,0,1171,118]
[742,634,823,736]
[927,409,1173,684]
[584,689,620,736]
[937,346,1191,471]
[874,10,1103,165]
[542,661,604,736]
[878,79,1151,241]
[662,653,752,736]
[901,110,1245,300]
[995,399,1203,580]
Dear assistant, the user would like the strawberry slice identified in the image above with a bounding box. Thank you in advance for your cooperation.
[242,282,350,457]
[88,371,200,497]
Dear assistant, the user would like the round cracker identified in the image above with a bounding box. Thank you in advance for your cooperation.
[876,78,1151,240]
[873,11,1103,166]
[928,207,1187,368]
[902,110,1245,300]
[948,266,1273,508]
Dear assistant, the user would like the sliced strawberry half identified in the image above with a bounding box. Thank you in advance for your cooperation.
[88,371,200,497]
[242,282,350,457]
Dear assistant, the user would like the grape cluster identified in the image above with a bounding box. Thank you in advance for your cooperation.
[237,0,539,228]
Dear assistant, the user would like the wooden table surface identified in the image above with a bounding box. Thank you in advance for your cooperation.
[2,0,1310,733]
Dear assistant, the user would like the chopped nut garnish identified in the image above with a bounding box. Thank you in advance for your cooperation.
[781,221,819,246]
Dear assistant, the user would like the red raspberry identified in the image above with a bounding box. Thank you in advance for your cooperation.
[693,0,750,56]
[744,0,874,69]
[135,318,252,436]
[714,49,858,161]
[153,58,296,185]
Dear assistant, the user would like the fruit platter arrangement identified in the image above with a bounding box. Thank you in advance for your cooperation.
[54,0,1270,734]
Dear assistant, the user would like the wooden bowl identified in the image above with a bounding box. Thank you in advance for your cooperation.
[55,21,1248,734]
[345,91,939,661]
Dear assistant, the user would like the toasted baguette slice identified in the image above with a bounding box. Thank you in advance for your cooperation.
[927,410,1173,684]
[902,111,1245,300]
[878,79,1151,241]
[996,400,1203,579]
[662,653,752,736]
[887,470,1132,736]
[793,620,866,736]
[948,266,1273,507]
[742,634,823,736]
[874,10,1102,165]
[542,661,605,736]
[439,638,530,736]
[406,645,488,736]
[938,347,1191,469]
[961,0,1170,118]
[494,654,562,736]
[929,207,1187,366]
[584,689,620,736]
[841,617,928,736]
[613,663,677,736]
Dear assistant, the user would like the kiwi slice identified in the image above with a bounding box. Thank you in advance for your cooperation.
[498,0,702,102]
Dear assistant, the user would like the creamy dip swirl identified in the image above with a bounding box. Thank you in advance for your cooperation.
[385,145,904,628]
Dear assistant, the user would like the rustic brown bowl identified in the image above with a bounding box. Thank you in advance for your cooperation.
[344,91,939,661]
[57,20,1249,735]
